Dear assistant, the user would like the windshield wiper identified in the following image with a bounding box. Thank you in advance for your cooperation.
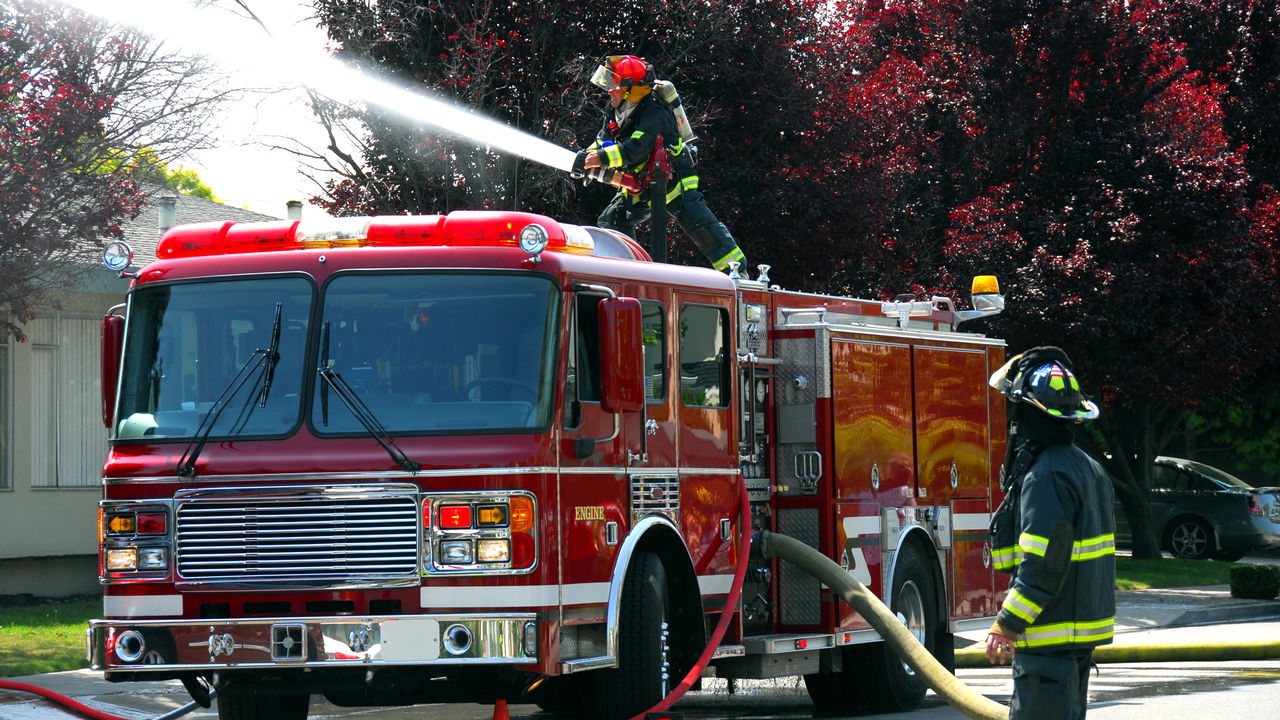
[257,302,283,407]
[176,303,283,478]
[316,322,421,474]
[226,302,284,436]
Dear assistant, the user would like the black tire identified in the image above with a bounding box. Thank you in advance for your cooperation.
[848,544,937,713]
[1167,517,1214,560]
[217,691,309,720]
[528,674,583,714]
[803,662,865,715]
[587,552,670,719]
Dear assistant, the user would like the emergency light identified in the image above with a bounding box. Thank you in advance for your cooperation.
[153,211,595,260]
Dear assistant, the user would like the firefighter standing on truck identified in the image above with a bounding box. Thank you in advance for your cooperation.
[984,346,1116,720]
[572,54,749,276]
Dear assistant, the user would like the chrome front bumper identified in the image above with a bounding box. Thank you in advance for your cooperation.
[88,613,537,672]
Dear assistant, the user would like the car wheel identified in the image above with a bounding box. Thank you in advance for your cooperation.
[1167,517,1214,560]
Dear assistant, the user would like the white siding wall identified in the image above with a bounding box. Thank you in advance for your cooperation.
[0,306,103,591]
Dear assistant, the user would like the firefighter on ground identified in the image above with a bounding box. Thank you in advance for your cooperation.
[572,54,749,276]
[985,346,1116,720]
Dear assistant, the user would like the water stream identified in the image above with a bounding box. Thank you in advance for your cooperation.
[55,0,577,173]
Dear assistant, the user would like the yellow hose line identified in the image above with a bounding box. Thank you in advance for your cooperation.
[761,532,1009,720]
[956,640,1280,668]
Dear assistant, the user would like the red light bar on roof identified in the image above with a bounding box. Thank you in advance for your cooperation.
[153,211,592,259]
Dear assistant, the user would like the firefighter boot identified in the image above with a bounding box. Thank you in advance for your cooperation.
[687,222,749,278]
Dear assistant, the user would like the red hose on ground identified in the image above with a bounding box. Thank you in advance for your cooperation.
[0,679,134,720]
[627,477,753,720]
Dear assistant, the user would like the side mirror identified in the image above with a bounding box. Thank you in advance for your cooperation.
[598,296,644,414]
[101,314,124,428]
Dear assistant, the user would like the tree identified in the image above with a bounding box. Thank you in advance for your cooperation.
[160,164,221,201]
[99,146,223,201]
[0,0,232,338]
[307,0,826,270]
[810,0,1279,557]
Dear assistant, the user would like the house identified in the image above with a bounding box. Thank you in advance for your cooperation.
[0,192,298,597]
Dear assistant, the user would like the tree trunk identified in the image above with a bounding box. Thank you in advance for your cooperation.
[1092,400,1180,559]
[1115,477,1162,558]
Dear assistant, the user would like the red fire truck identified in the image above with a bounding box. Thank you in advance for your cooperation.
[89,210,1007,719]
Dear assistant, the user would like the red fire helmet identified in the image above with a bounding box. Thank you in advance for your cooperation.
[590,54,652,91]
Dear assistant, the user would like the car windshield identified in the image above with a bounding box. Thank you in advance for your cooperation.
[312,272,559,435]
[1180,459,1253,490]
[114,276,313,441]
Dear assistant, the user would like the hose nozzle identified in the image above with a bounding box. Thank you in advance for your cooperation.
[584,166,643,193]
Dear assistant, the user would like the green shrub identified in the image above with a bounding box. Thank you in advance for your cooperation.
[1229,564,1280,599]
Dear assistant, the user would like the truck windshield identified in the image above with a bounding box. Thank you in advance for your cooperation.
[113,276,313,441]
[313,272,558,435]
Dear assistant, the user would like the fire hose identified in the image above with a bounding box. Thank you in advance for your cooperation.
[756,531,1010,720]
[0,679,212,720]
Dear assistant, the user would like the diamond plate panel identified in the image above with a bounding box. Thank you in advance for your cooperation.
[779,508,822,626]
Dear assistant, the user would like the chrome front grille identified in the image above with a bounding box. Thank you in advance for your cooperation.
[175,486,419,584]
[631,474,680,526]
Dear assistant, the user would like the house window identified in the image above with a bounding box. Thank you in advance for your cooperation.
[30,314,103,488]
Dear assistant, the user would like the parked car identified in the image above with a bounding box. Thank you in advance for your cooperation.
[1115,456,1280,561]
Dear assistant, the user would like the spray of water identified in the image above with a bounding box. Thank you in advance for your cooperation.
[55,0,578,173]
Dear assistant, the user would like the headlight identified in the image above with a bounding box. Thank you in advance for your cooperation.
[476,539,510,563]
[106,548,138,571]
[440,540,473,564]
[424,492,537,574]
[137,547,168,571]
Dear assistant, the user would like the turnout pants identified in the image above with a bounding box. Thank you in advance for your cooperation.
[597,188,746,273]
[1010,650,1094,720]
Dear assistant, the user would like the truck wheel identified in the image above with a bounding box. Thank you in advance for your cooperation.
[216,691,309,720]
[849,544,936,712]
[803,659,865,713]
[587,552,670,719]
[529,674,582,714]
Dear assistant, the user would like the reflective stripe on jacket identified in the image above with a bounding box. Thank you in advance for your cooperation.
[995,443,1117,652]
[591,95,696,202]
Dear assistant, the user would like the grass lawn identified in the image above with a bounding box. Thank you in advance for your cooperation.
[1114,555,1237,590]
[0,599,96,678]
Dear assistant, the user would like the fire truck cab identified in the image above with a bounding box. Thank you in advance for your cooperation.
[89,210,1006,719]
